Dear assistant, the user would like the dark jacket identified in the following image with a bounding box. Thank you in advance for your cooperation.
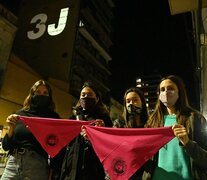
[2,108,59,157]
[2,107,61,180]
[60,108,112,180]
[143,112,207,180]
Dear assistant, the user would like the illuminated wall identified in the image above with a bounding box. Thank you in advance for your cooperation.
[13,0,80,81]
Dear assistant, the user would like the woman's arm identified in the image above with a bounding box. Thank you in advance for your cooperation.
[2,114,18,151]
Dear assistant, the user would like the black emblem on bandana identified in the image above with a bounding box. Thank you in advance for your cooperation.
[46,134,58,146]
[112,158,127,175]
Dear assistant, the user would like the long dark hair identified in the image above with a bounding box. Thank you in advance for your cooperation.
[146,75,193,128]
[122,87,148,126]
[74,81,109,116]
[22,80,55,111]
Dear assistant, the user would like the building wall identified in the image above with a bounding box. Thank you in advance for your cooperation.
[69,0,114,105]
[0,53,122,126]
[0,12,17,89]
[0,54,74,125]
[0,1,117,126]
[200,8,207,118]
[201,45,207,119]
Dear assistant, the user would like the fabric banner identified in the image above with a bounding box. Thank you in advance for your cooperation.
[84,126,175,180]
[19,116,95,158]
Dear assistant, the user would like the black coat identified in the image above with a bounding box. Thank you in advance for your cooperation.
[60,108,112,180]
[2,107,62,180]
[2,108,59,156]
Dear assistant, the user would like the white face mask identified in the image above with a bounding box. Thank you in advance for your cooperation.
[159,90,179,107]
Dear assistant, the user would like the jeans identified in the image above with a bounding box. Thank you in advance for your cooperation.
[1,150,49,180]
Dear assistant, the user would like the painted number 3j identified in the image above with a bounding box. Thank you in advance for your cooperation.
[27,7,69,40]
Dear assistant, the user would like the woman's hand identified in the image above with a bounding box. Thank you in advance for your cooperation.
[172,124,189,146]
[95,119,105,127]
[6,114,18,137]
[80,120,105,141]
[81,126,89,140]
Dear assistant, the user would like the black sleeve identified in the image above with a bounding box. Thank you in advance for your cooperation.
[1,111,23,151]
[2,133,15,152]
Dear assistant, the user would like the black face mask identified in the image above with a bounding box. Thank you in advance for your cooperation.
[80,97,96,110]
[31,95,51,109]
[127,104,142,115]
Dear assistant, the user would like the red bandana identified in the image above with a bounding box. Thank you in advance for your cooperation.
[84,126,175,180]
[19,116,95,158]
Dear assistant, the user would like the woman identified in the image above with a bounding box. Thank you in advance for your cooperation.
[113,87,148,128]
[144,75,207,179]
[60,81,112,180]
[1,80,60,180]
[113,87,150,180]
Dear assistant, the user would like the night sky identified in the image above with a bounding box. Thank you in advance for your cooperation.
[109,0,198,107]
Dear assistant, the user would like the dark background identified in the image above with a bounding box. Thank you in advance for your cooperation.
[109,0,199,107]
[0,0,200,108]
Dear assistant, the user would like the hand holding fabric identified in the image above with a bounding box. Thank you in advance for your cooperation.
[6,114,19,137]
[95,119,105,127]
[81,126,89,140]
[172,124,189,146]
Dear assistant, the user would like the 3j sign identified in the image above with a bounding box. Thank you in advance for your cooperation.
[27,7,69,40]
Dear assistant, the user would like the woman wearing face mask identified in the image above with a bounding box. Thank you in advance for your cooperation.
[60,81,112,180]
[144,75,207,180]
[1,80,60,180]
[113,87,150,180]
[113,87,148,128]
